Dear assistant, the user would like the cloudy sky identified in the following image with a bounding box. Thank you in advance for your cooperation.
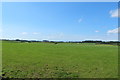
[2,2,119,41]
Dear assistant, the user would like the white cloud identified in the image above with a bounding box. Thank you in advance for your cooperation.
[107,27,120,34]
[78,18,82,23]
[33,32,39,35]
[95,30,99,33]
[46,32,64,40]
[21,32,28,35]
[109,9,120,18]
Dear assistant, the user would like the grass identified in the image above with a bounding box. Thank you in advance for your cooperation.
[2,41,118,78]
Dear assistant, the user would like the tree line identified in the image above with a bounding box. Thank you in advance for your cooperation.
[1,39,120,45]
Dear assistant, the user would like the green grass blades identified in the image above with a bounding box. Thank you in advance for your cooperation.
[2,41,118,78]
[0,40,2,77]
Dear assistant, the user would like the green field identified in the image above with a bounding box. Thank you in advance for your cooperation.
[2,41,118,78]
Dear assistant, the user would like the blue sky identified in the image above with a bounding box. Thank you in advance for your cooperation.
[2,2,119,41]
[2,0,119,2]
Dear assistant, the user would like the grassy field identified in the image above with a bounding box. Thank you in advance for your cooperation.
[2,41,118,78]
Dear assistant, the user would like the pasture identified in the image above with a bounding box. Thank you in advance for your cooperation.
[2,41,118,78]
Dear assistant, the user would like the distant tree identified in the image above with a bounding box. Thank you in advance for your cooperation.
[15,39,20,41]
[43,40,49,42]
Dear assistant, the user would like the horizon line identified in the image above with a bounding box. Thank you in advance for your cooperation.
[1,38,119,42]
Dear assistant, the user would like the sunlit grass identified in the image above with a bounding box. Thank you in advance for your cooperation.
[2,41,118,78]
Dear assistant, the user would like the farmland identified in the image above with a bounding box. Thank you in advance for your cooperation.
[2,41,118,78]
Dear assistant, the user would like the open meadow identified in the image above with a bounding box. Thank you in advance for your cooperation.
[2,41,118,78]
